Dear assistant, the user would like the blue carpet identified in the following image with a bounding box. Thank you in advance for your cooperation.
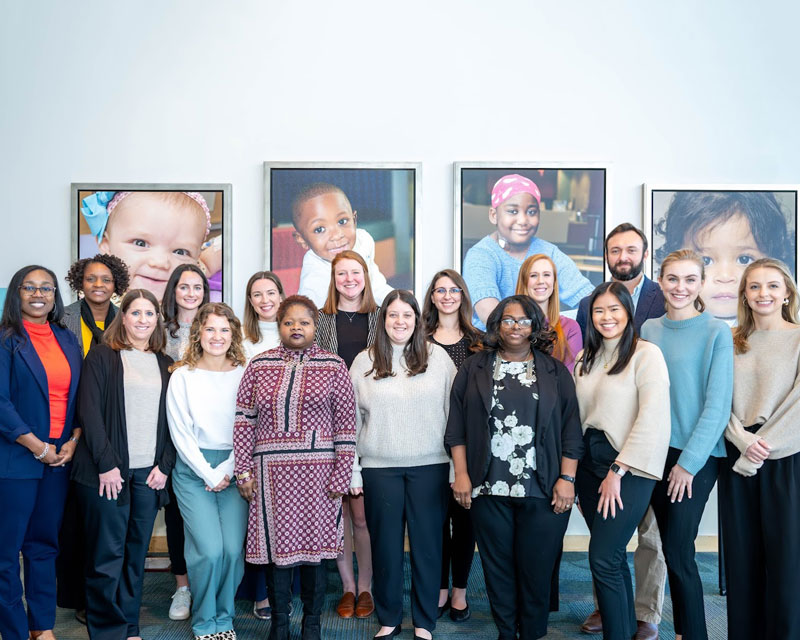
[55,552,727,639]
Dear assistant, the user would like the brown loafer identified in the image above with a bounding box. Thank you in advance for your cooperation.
[355,591,375,618]
[579,609,602,634]
[336,592,356,618]
[634,621,658,640]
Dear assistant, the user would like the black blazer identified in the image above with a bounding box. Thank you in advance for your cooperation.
[71,344,175,507]
[576,275,665,336]
[444,349,583,497]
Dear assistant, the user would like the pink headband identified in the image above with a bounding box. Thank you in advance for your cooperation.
[107,191,212,238]
[491,174,541,208]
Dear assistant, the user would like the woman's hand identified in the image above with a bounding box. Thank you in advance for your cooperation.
[597,471,623,519]
[238,478,256,502]
[207,475,231,492]
[349,487,363,496]
[53,439,77,466]
[99,467,124,500]
[452,472,473,510]
[146,466,168,491]
[328,491,344,499]
[745,438,771,464]
[667,464,694,502]
[551,478,575,514]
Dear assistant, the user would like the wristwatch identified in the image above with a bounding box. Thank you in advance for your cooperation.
[610,463,627,477]
[559,474,575,484]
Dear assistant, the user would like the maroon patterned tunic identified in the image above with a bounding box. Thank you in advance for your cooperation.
[234,343,356,566]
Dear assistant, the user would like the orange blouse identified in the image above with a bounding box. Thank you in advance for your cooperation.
[24,320,71,439]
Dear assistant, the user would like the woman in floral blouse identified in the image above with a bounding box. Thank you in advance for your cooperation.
[444,295,583,640]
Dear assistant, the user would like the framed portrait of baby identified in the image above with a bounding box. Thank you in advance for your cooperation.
[643,184,800,324]
[454,162,608,329]
[264,162,421,308]
[71,183,232,303]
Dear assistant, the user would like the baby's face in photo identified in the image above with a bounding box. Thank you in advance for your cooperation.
[294,192,358,262]
[688,213,766,320]
[99,192,207,301]
[490,192,540,249]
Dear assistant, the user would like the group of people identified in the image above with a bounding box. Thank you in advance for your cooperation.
[1,215,798,640]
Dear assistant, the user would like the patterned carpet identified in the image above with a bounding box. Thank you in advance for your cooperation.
[55,552,727,639]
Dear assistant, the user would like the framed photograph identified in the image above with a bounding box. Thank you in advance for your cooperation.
[264,162,421,307]
[644,184,799,322]
[454,162,608,325]
[71,183,232,304]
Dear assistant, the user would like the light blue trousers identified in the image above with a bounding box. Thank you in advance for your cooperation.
[172,449,248,635]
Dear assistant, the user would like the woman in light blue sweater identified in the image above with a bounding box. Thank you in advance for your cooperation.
[641,249,733,640]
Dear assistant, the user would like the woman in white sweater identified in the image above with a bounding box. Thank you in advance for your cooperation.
[166,303,247,640]
[242,271,283,362]
[574,282,670,640]
[350,289,456,640]
[721,258,800,640]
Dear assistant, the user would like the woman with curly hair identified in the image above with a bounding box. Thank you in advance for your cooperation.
[63,254,129,357]
[167,303,248,640]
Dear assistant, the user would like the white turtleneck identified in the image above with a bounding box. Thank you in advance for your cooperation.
[243,321,280,362]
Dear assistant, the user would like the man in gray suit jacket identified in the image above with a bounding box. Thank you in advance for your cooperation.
[575,223,666,640]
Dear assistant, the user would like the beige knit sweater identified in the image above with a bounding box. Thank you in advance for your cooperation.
[574,338,671,480]
[726,327,800,476]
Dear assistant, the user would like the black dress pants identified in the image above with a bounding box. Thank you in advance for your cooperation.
[440,494,475,590]
[718,437,800,640]
[77,468,160,640]
[362,463,449,632]
[470,494,569,640]
[577,430,655,640]
[55,481,87,610]
[650,447,718,640]
[165,478,187,576]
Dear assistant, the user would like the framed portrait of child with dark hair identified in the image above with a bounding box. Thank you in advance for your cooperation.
[644,184,800,323]
[71,183,232,304]
[264,162,421,308]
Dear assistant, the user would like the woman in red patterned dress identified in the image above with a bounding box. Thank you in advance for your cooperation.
[233,295,357,640]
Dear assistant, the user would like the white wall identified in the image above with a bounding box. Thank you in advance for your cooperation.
[2,0,798,534]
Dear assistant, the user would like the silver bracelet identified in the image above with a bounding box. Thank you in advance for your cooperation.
[34,442,49,461]
[69,435,78,443]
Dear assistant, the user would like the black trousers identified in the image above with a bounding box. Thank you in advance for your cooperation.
[165,478,187,576]
[77,468,160,640]
[363,463,449,632]
[650,447,717,640]
[440,494,475,590]
[471,495,569,640]
[577,430,655,640]
[718,438,800,640]
[55,481,87,610]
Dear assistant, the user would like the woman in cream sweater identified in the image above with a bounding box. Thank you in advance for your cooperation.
[721,258,800,640]
[573,282,670,640]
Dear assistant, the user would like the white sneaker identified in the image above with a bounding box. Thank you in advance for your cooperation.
[169,587,192,620]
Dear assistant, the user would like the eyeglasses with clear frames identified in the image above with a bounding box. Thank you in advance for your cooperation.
[433,287,462,296]
[500,317,533,328]
[19,285,56,296]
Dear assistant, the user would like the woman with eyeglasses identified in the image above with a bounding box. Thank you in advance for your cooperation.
[445,295,582,640]
[0,266,82,640]
[421,270,483,622]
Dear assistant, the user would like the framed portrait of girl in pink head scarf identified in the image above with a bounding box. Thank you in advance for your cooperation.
[71,183,232,303]
[454,162,608,330]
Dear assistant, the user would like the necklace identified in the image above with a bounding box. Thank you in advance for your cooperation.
[494,352,535,380]
[600,346,619,370]
[340,310,357,323]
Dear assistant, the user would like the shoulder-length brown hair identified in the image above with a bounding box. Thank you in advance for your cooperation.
[367,289,428,379]
[321,250,378,315]
[169,303,246,371]
[421,269,482,352]
[733,258,800,354]
[104,289,166,353]
[515,254,571,362]
[243,271,285,343]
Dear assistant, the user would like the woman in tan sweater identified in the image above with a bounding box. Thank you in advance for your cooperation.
[574,282,670,640]
[720,258,800,640]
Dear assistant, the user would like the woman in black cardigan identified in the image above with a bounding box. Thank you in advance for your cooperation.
[71,289,175,640]
[444,295,583,640]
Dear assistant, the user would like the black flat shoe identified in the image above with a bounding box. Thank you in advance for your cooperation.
[373,625,401,640]
[437,597,451,618]
[449,604,470,622]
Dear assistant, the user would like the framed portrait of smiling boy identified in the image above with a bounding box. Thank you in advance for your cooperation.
[71,183,232,304]
[264,162,421,307]
[454,162,608,329]
[643,184,799,324]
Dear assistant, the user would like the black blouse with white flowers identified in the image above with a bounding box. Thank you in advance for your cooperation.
[473,357,544,499]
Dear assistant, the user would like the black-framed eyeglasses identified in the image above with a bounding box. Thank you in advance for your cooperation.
[19,285,56,296]
[500,317,533,328]
[433,287,462,296]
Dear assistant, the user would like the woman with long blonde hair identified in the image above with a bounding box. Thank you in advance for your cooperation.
[516,254,582,372]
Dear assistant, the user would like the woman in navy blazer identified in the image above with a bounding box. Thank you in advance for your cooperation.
[0,265,82,640]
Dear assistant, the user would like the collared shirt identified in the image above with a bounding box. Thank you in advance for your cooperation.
[630,275,645,312]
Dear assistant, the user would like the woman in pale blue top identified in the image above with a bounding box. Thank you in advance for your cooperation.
[640,249,733,640]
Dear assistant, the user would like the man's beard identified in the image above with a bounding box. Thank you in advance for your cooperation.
[609,259,644,282]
